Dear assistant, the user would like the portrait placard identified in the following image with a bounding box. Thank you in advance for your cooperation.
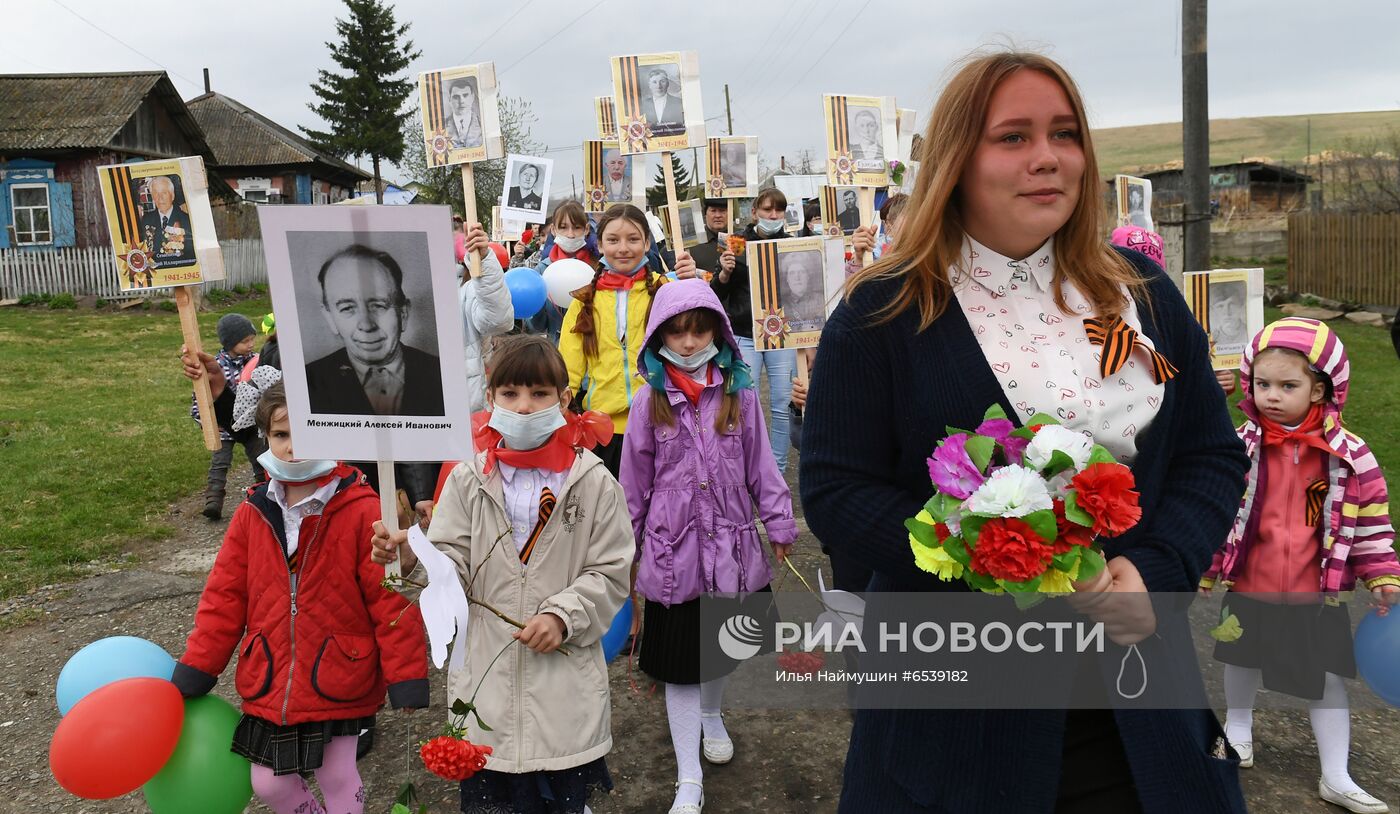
[595,96,619,142]
[610,51,705,155]
[819,185,862,239]
[418,63,504,167]
[491,206,523,243]
[896,108,919,164]
[97,156,221,290]
[257,205,473,462]
[1184,268,1265,371]
[747,235,829,350]
[734,198,754,231]
[823,94,898,187]
[499,155,554,225]
[705,136,759,198]
[584,140,644,212]
[675,198,703,249]
[1115,175,1154,231]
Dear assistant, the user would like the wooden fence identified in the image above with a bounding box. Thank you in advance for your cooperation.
[1289,213,1400,306]
[0,239,268,301]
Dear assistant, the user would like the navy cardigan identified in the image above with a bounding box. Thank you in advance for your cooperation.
[800,250,1251,813]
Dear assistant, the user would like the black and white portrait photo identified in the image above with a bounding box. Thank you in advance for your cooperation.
[1115,175,1154,230]
[836,188,860,234]
[1208,280,1249,351]
[603,148,631,201]
[678,200,700,247]
[500,154,554,224]
[642,64,685,137]
[720,141,746,188]
[258,205,473,463]
[848,106,885,163]
[442,75,483,150]
[779,248,826,333]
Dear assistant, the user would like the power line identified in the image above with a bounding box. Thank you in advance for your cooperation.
[751,0,879,123]
[462,0,536,64]
[46,0,202,91]
[498,0,609,77]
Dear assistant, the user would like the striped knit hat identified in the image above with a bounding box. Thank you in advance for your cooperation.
[1239,317,1350,433]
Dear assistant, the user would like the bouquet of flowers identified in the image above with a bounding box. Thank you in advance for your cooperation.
[906,405,1143,596]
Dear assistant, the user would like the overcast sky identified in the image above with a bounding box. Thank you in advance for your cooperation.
[8,0,1400,201]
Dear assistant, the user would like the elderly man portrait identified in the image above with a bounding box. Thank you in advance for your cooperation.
[139,175,195,263]
[603,149,630,200]
[304,244,445,416]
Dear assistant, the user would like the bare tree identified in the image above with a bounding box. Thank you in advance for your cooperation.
[793,148,818,175]
[1325,129,1400,214]
[399,96,544,219]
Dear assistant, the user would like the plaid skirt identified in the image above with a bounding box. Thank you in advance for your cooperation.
[231,713,375,775]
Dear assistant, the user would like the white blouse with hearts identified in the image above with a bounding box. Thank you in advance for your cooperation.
[951,236,1163,464]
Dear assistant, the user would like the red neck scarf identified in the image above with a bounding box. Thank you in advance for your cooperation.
[1259,403,1335,457]
[550,242,594,267]
[472,410,615,474]
[595,265,649,291]
[665,363,712,406]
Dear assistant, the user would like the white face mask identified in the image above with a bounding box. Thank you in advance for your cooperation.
[756,217,786,236]
[257,450,336,484]
[554,234,586,253]
[659,342,719,372]
[488,404,566,450]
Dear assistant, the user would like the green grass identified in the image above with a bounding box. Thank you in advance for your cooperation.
[0,298,270,599]
[1212,256,1288,287]
[1094,109,1400,176]
[1226,307,1400,502]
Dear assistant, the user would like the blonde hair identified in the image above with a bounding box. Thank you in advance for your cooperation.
[847,49,1146,330]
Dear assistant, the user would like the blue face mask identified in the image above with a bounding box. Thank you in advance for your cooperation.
[659,342,719,372]
[756,218,786,236]
[488,405,567,450]
[257,450,335,484]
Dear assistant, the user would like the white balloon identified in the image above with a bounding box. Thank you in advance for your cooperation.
[542,258,596,308]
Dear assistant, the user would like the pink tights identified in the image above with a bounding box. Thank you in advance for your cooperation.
[250,735,365,814]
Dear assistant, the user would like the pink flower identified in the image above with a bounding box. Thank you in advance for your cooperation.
[975,417,1029,464]
[927,434,985,499]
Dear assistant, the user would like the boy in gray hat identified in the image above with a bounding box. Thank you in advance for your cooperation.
[192,313,268,519]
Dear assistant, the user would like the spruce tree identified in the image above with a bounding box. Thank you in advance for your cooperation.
[303,0,421,204]
[648,152,692,208]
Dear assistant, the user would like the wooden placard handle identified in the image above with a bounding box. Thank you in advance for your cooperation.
[175,286,221,451]
[461,164,482,279]
[796,347,812,384]
[661,151,685,265]
[378,459,402,578]
[857,187,876,268]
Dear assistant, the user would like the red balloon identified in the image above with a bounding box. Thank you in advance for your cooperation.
[488,242,510,268]
[50,677,185,799]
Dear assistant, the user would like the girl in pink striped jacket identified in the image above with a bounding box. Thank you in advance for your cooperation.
[1201,317,1398,813]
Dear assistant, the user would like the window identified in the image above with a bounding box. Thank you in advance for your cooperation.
[242,189,269,203]
[11,184,52,245]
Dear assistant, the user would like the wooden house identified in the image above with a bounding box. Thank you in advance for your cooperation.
[0,71,219,250]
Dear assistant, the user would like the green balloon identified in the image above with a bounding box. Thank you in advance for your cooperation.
[142,695,253,814]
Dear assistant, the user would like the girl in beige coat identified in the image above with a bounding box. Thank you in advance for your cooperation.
[374,336,633,814]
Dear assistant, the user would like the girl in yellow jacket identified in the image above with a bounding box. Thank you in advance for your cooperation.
[560,203,695,476]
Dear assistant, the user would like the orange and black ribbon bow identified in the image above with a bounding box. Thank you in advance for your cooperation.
[1305,478,1328,527]
[1083,316,1178,384]
[519,487,556,565]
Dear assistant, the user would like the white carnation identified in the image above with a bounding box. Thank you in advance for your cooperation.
[1023,425,1094,473]
[964,465,1053,518]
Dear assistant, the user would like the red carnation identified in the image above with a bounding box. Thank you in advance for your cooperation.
[1069,463,1142,537]
[421,735,493,782]
[1052,500,1095,554]
[935,522,951,543]
[969,517,1053,582]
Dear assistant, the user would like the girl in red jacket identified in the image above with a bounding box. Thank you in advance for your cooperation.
[173,382,429,814]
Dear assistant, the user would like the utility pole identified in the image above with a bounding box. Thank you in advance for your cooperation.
[571,175,577,200]
[724,84,733,135]
[1182,0,1210,274]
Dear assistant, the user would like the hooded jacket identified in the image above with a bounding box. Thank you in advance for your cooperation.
[1201,317,1399,595]
[461,249,516,415]
[173,465,429,723]
[619,279,797,606]
[397,450,633,772]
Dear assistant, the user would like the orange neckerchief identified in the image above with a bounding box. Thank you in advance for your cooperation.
[664,363,712,406]
[471,410,614,474]
[1259,403,1335,457]
[595,266,649,291]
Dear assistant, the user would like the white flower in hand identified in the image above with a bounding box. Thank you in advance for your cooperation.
[965,464,1053,518]
[1023,425,1093,473]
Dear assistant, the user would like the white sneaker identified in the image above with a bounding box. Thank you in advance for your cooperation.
[1319,778,1389,814]
[668,778,704,814]
[701,713,733,764]
[1230,741,1253,768]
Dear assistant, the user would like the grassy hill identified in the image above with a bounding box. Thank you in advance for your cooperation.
[1093,109,1400,176]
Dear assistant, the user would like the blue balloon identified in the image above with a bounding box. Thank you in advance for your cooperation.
[601,600,635,664]
[57,636,176,715]
[504,268,547,320]
[1356,609,1400,706]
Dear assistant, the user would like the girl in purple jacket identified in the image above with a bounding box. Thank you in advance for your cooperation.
[619,278,797,814]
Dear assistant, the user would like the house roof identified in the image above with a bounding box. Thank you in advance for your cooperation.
[0,71,210,155]
[185,92,369,182]
[1138,160,1313,184]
